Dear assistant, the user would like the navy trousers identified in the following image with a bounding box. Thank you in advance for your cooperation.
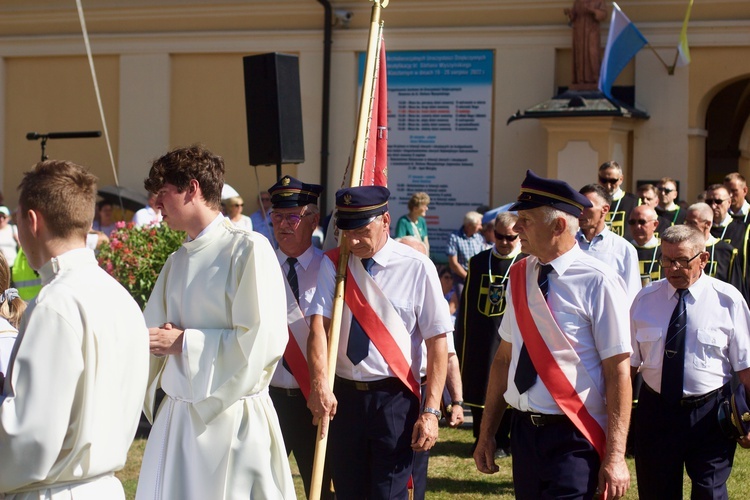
[634,384,736,500]
[510,411,600,499]
[329,380,419,499]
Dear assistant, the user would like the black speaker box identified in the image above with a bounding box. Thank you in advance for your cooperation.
[243,53,305,166]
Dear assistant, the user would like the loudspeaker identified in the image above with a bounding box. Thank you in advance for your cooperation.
[243,53,305,166]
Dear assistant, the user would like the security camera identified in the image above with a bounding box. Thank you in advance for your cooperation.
[333,10,353,28]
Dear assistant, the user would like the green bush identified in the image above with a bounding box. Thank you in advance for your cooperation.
[97,222,185,309]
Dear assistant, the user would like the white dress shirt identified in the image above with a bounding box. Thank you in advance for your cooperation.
[631,273,750,397]
[577,225,641,302]
[500,245,632,415]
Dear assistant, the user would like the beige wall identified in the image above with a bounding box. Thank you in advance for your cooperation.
[1,1,750,215]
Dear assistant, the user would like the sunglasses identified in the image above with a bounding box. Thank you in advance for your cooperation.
[598,177,620,185]
[658,187,675,194]
[627,219,656,226]
[705,198,728,205]
[494,233,519,242]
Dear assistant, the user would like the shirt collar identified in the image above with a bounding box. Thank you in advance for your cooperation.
[611,188,624,200]
[632,235,659,248]
[577,225,609,244]
[277,244,315,270]
[541,243,583,277]
[666,272,707,303]
[715,213,733,228]
[189,213,225,241]
[38,247,96,285]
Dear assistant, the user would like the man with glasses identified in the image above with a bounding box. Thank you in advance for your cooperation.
[630,224,750,499]
[636,183,671,236]
[597,161,638,240]
[724,172,750,223]
[685,202,746,301]
[706,184,749,257]
[307,186,451,499]
[577,184,641,301]
[455,211,525,458]
[628,204,663,286]
[656,177,687,225]
[265,176,333,499]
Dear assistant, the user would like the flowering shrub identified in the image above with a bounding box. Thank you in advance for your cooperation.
[97,221,185,309]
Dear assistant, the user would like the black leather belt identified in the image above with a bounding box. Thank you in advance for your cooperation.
[269,386,303,397]
[335,376,402,391]
[519,411,569,427]
[643,383,724,408]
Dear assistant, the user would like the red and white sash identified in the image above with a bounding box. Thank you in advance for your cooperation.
[510,258,607,459]
[282,277,311,399]
[326,248,421,399]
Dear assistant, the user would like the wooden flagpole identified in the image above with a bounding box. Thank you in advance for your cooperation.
[308,1,387,499]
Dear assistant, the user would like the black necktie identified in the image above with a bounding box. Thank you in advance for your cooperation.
[286,257,299,303]
[661,289,689,404]
[347,257,375,365]
[514,263,553,394]
[282,257,299,374]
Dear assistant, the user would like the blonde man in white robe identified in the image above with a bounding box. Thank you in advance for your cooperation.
[0,160,150,499]
[136,145,294,499]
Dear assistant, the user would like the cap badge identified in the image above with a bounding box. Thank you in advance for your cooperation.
[282,177,291,186]
[343,194,353,205]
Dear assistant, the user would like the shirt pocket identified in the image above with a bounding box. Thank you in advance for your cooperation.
[635,327,663,368]
[693,329,729,373]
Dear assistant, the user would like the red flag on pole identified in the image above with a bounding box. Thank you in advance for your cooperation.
[362,38,388,188]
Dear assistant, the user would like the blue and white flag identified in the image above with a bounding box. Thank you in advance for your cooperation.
[598,2,648,99]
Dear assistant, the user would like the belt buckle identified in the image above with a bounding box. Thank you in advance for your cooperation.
[354,381,369,391]
[529,414,544,427]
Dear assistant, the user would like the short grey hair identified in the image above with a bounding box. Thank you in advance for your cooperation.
[686,202,712,223]
[463,211,482,226]
[661,225,705,255]
[539,206,578,236]
[494,211,518,229]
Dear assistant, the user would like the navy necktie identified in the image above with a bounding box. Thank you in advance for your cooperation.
[661,289,689,404]
[514,263,553,394]
[347,257,375,365]
[286,257,299,303]
[281,257,300,374]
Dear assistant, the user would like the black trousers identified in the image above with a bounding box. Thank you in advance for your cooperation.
[634,384,736,500]
[329,379,419,499]
[270,387,334,500]
[510,411,600,499]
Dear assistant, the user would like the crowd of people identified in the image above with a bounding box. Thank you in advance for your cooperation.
[0,148,749,500]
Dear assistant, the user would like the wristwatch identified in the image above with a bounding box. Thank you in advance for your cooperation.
[451,400,464,409]
[423,407,442,420]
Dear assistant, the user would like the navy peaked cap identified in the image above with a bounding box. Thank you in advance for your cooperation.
[268,175,323,208]
[335,185,391,230]
[509,169,593,217]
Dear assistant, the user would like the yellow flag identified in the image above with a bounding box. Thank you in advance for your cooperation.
[676,0,694,67]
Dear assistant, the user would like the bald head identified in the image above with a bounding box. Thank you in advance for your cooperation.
[685,202,713,240]
[629,204,659,246]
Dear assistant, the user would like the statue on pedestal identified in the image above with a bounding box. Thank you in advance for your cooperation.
[564,0,608,90]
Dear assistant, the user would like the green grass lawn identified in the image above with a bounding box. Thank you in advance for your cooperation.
[117,424,750,499]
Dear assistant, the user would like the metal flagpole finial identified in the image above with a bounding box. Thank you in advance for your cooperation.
[371,0,389,8]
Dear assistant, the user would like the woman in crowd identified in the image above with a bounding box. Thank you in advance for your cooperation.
[224,196,254,231]
[395,191,430,252]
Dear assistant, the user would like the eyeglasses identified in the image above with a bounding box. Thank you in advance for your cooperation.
[627,219,656,226]
[705,198,728,206]
[659,252,702,269]
[270,212,311,225]
[598,177,620,185]
[494,232,519,242]
[658,187,675,194]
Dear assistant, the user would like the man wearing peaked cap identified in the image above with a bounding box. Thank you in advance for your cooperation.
[474,170,633,499]
[630,224,750,499]
[267,175,333,499]
[307,185,452,499]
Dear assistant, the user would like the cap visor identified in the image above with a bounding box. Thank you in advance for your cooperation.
[336,216,376,230]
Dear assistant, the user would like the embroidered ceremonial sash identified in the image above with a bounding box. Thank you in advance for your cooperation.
[326,248,421,399]
[282,275,312,399]
[509,258,607,459]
